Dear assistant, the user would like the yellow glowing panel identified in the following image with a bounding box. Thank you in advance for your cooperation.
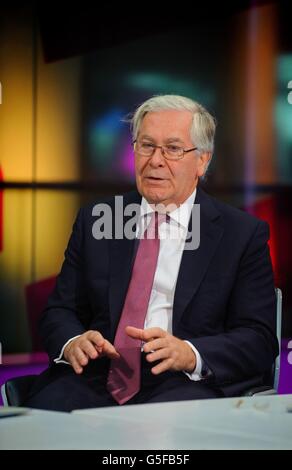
[34,190,81,280]
[0,15,81,184]
[35,38,82,183]
[0,16,33,181]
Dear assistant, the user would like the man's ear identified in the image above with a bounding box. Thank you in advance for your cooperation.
[197,152,212,177]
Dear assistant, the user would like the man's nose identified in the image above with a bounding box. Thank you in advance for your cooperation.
[149,147,165,166]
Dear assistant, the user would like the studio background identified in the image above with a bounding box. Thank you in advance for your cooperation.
[0,3,291,393]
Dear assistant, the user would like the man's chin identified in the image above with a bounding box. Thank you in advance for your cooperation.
[139,191,185,213]
[142,190,172,206]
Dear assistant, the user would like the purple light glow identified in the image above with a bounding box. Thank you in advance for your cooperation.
[119,140,135,179]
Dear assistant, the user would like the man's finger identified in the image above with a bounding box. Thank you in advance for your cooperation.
[92,344,103,354]
[74,347,89,367]
[143,338,166,353]
[107,349,121,359]
[151,357,173,375]
[81,341,98,360]
[126,326,165,341]
[146,347,170,363]
[71,356,83,374]
[88,331,105,348]
[102,340,120,359]
[125,326,145,340]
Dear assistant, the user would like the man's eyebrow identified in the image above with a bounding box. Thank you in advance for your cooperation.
[139,135,184,144]
[165,137,184,144]
[140,134,155,141]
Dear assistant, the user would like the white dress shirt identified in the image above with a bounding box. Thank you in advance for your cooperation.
[55,188,205,381]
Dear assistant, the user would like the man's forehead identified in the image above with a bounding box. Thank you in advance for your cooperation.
[138,110,193,141]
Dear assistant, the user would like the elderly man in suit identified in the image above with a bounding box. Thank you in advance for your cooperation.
[25,95,278,411]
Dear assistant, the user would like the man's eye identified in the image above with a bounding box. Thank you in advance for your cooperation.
[141,143,154,148]
[167,145,181,153]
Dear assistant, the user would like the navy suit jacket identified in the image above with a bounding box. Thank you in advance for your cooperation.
[40,186,279,397]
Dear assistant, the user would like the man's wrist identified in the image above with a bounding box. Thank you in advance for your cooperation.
[184,345,197,373]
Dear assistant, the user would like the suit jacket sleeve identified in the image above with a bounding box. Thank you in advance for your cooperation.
[39,208,90,362]
[189,220,279,385]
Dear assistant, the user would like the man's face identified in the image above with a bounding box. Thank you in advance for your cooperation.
[135,110,210,207]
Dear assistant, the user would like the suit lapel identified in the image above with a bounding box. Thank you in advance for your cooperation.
[173,187,224,330]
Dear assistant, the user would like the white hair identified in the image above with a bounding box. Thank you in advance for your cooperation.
[129,94,216,154]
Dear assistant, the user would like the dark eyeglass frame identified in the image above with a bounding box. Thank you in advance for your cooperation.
[133,140,197,161]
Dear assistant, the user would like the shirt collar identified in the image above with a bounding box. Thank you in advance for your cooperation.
[140,187,197,230]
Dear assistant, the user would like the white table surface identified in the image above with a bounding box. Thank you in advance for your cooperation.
[0,394,292,450]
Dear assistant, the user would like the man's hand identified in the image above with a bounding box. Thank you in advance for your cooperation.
[126,326,196,375]
[64,330,120,374]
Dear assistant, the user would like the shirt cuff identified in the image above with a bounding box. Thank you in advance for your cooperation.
[183,340,204,382]
[53,335,82,365]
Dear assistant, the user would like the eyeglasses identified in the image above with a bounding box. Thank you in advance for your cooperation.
[133,140,197,161]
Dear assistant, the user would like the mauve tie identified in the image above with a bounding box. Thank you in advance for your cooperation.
[106,211,165,404]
